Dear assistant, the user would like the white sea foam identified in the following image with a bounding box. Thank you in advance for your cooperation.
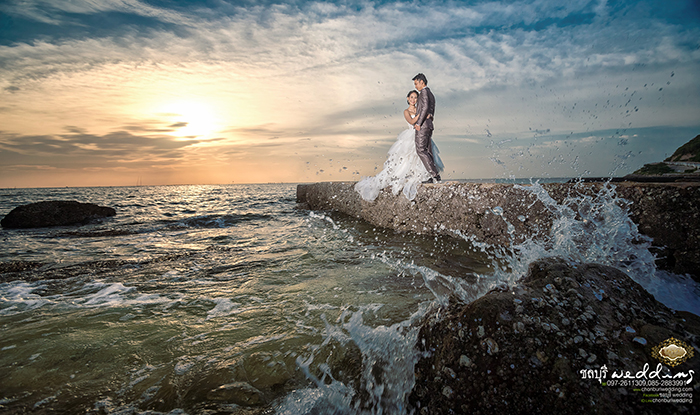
[206,298,240,319]
[83,283,135,306]
[504,183,700,314]
[377,255,488,306]
[0,281,52,315]
[309,211,344,231]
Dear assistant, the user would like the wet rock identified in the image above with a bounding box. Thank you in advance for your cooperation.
[408,257,700,415]
[297,182,700,281]
[1,200,116,228]
[441,386,454,398]
[206,382,263,406]
[243,352,291,389]
[481,338,499,354]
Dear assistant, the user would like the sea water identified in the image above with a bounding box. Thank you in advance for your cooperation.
[0,183,698,414]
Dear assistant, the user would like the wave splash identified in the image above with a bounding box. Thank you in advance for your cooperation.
[485,181,699,315]
[278,303,428,415]
[282,181,700,414]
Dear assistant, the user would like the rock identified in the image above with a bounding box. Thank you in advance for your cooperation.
[206,382,263,406]
[665,134,700,163]
[408,257,700,415]
[242,352,291,389]
[297,182,700,281]
[1,200,116,228]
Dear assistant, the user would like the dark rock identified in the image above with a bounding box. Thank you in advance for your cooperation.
[408,257,700,415]
[1,200,116,228]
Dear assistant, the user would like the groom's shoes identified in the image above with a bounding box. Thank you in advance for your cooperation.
[422,175,441,184]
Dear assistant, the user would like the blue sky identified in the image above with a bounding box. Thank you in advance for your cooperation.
[1,0,699,186]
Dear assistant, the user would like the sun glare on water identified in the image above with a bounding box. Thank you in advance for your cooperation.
[158,100,221,140]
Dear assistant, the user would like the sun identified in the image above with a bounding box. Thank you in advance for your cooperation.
[159,100,220,140]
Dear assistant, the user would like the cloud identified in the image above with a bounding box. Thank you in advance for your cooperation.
[0,129,200,163]
[0,0,699,186]
[1,1,696,117]
[0,0,196,26]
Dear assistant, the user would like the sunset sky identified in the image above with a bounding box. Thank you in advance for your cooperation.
[1,0,699,187]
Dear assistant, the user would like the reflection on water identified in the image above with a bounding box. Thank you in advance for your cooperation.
[0,184,490,413]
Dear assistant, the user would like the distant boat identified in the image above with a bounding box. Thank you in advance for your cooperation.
[137,176,143,186]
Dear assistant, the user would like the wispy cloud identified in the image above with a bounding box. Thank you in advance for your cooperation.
[0,0,699,186]
[0,129,199,161]
[0,0,196,26]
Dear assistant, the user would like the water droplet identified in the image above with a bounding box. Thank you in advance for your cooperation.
[633,337,647,345]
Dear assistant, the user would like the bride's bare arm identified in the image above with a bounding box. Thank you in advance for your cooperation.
[403,109,431,125]
[404,109,417,125]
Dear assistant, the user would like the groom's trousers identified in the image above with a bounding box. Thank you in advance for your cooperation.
[415,127,439,178]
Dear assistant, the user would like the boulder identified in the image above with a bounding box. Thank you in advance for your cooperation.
[1,200,116,228]
[409,257,699,414]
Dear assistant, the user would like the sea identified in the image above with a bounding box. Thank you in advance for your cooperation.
[0,182,698,414]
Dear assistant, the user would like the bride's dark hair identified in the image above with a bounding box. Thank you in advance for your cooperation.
[406,90,418,104]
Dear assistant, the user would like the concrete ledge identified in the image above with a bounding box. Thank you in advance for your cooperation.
[297,181,700,280]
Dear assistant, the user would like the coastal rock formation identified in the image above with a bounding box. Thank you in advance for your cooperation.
[297,182,700,280]
[628,134,700,181]
[408,257,700,415]
[1,200,116,228]
[666,134,700,163]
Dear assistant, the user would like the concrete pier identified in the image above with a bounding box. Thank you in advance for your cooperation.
[297,181,700,280]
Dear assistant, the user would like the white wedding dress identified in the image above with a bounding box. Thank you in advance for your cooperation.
[355,115,444,201]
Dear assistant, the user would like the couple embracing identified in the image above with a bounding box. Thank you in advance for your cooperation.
[355,73,444,201]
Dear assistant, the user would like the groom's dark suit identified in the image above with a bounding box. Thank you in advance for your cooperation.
[414,87,439,178]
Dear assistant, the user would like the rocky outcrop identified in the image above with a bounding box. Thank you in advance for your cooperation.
[629,134,700,180]
[408,257,700,415]
[620,184,700,276]
[1,200,116,228]
[666,134,700,163]
[296,182,700,280]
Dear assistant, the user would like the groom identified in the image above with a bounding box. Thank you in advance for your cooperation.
[412,73,441,183]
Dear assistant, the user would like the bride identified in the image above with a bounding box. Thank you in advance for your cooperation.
[355,90,444,201]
